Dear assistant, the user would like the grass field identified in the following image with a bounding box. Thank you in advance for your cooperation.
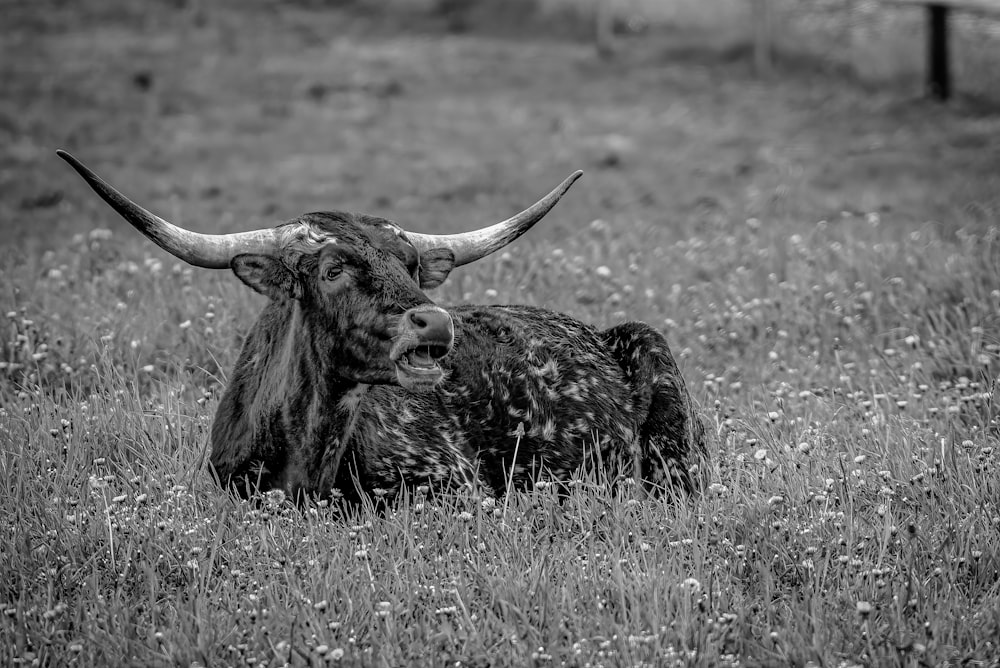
[2,2,1000,666]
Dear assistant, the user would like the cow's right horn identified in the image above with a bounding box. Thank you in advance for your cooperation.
[57,150,282,269]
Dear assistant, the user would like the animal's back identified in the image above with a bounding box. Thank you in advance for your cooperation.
[342,305,651,496]
[214,302,704,500]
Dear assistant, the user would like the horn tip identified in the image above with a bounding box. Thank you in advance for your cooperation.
[558,170,583,192]
[56,149,80,168]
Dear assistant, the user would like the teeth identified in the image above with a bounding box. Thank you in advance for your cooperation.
[407,349,435,369]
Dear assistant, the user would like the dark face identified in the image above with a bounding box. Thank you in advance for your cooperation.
[231,216,457,392]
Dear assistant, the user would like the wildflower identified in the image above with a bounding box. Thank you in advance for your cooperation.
[797,442,811,453]
[767,495,784,507]
[754,448,767,460]
[375,601,391,617]
[856,601,872,617]
[313,600,328,611]
[326,648,345,661]
[354,549,368,558]
[457,511,473,522]
[531,648,553,661]
[767,411,780,421]
[484,289,499,299]
[595,266,612,278]
[265,489,286,506]
[679,577,701,593]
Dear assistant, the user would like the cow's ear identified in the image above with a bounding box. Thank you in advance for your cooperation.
[418,248,456,289]
[231,254,302,301]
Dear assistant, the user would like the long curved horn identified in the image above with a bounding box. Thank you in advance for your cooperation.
[57,150,283,269]
[404,170,583,267]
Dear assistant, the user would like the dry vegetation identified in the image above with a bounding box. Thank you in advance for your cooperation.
[2,2,1000,666]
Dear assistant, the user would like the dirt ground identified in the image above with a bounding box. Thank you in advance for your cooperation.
[3,0,999,262]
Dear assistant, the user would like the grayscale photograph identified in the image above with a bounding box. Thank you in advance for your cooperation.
[2,0,999,665]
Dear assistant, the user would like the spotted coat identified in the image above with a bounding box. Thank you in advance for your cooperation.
[54,150,706,500]
[210,212,707,501]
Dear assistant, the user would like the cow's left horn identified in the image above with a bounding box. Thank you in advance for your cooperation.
[404,170,583,267]
[57,150,282,269]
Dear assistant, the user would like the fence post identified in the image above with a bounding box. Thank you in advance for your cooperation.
[927,4,951,99]
[594,0,615,58]
[750,0,773,75]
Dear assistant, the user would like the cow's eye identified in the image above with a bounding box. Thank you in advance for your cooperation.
[324,265,343,281]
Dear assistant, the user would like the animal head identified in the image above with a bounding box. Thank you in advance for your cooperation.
[57,150,581,391]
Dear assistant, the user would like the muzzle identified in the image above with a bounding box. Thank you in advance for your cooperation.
[389,305,454,392]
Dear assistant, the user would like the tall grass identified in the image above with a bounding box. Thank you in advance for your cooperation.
[4,2,1000,665]
[2,205,998,666]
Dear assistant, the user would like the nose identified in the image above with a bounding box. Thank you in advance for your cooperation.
[404,306,453,345]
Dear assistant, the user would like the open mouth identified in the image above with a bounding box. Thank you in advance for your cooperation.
[393,342,451,390]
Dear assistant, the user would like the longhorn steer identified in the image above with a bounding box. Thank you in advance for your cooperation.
[59,150,707,501]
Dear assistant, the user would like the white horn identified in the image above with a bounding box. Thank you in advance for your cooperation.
[58,150,283,269]
[405,170,583,267]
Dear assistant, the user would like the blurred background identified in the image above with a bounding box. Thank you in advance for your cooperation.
[3,0,999,257]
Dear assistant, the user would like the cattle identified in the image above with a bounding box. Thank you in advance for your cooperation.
[58,149,707,503]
